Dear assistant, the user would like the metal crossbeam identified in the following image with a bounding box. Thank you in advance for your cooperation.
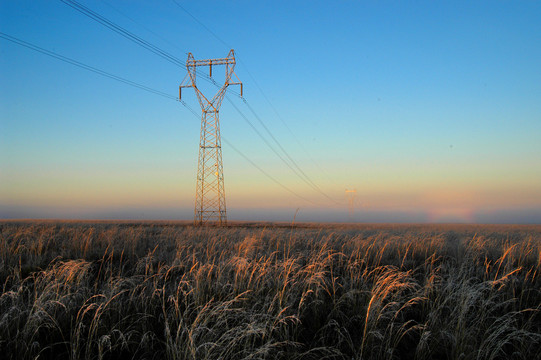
[187,57,235,67]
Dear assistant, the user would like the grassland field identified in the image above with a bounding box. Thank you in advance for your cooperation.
[0,220,540,360]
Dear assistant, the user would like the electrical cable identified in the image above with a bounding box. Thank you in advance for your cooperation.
[169,0,230,49]
[225,95,340,206]
[60,0,227,91]
[99,0,186,56]
[0,32,177,102]
[60,0,337,203]
[61,0,183,66]
[169,0,343,203]
[221,137,317,205]
[0,31,314,206]
[241,97,341,205]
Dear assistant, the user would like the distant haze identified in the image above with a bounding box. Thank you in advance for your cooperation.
[1,204,540,224]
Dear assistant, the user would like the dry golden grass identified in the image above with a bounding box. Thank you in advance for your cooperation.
[0,221,540,359]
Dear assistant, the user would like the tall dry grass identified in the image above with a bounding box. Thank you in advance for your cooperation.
[0,221,540,359]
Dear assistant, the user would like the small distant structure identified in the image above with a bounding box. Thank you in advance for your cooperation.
[345,189,357,220]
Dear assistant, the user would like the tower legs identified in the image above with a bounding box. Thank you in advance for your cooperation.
[194,111,227,225]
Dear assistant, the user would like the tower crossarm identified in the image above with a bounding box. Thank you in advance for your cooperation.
[187,57,235,67]
[186,49,236,67]
[179,49,243,104]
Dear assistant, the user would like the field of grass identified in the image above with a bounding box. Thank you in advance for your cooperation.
[1,221,540,360]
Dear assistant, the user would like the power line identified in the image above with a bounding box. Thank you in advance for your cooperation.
[0,31,313,206]
[169,0,230,49]
[242,85,341,189]
[60,0,226,92]
[99,0,187,56]
[61,0,336,204]
[61,0,184,67]
[221,137,317,206]
[241,98,341,205]
[169,0,343,204]
[225,95,335,204]
[0,32,177,102]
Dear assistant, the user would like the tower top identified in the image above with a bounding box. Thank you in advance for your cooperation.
[186,49,236,67]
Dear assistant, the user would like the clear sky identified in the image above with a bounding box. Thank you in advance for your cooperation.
[1,1,540,223]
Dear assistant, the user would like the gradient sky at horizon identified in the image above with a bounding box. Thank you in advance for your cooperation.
[1,1,540,223]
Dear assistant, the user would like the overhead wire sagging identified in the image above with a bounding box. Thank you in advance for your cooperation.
[0,32,314,207]
[170,0,343,205]
[62,0,340,207]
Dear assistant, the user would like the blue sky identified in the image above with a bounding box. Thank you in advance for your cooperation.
[1,1,540,223]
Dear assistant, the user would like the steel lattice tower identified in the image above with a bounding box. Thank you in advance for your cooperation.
[179,50,242,226]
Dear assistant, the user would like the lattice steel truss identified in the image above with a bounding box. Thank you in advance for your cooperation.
[179,50,242,226]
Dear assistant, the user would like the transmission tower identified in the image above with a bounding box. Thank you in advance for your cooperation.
[345,189,357,220]
[179,50,242,226]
